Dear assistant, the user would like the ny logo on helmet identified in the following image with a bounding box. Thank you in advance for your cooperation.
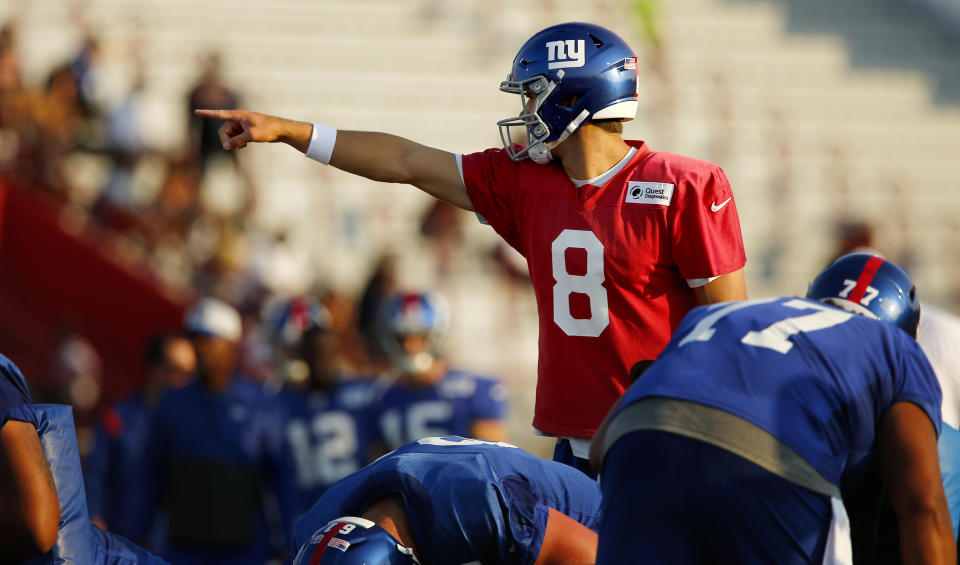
[546,39,585,69]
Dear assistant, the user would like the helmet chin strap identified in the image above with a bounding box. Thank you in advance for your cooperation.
[529,143,552,164]
[528,109,590,165]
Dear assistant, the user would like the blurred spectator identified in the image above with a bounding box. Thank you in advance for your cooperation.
[318,287,369,372]
[419,200,465,279]
[49,331,103,456]
[236,301,275,386]
[187,52,239,172]
[831,219,874,261]
[374,291,508,452]
[356,253,398,369]
[146,298,294,565]
[271,297,384,519]
[0,23,21,92]
[31,63,84,194]
[105,73,148,155]
[83,333,195,543]
[0,23,23,172]
[68,33,103,118]
[490,240,530,286]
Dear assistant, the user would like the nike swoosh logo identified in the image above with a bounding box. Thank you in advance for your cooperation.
[710,197,732,212]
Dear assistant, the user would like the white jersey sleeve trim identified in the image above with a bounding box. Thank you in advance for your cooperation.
[686,275,721,288]
[455,153,465,187]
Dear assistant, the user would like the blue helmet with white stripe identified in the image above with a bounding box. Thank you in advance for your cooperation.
[498,22,639,164]
[806,252,921,338]
[293,517,419,565]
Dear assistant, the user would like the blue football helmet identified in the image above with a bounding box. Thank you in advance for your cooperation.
[293,517,419,565]
[806,252,921,338]
[377,291,450,376]
[498,22,639,164]
[269,297,332,347]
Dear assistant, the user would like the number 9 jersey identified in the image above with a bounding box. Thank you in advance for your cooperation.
[459,142,746,438]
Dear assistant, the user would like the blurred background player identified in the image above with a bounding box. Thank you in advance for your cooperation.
[375,291,508,451]
[590,253,953,564]
[198,21,747,476]
[270,296,383,520]
[918,304,960,549]
[0,354,60,561]
[83,332,195,544]
[145,297,294,565]
[0,353,168,564]
[290,436,600,565]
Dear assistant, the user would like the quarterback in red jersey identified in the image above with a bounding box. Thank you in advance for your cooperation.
[462,141,744,441]
[197,22,747,474]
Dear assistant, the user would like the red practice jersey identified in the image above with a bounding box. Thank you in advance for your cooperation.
[461,141,746,438]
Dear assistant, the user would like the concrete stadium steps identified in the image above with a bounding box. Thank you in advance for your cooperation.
[659,0,960,301]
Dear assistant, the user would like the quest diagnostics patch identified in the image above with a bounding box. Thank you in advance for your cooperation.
[625,182,675,206]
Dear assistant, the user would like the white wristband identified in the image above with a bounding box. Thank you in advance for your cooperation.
[305,123,337,165]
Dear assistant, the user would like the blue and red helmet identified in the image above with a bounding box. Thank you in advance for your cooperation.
[376,291,450,375]
[498,22,639,163]
[268,296,332,347]
[292,517,419,565]
[806,252,921,338]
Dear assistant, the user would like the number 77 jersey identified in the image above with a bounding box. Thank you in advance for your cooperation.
[460,141,746,438]
[619,297,942,487]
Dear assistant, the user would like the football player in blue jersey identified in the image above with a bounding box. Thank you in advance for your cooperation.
[0,354,60,560]
[589,253,955,564]
[375,291,508,451]
[145,297,295,565]
[271,297,384,518]
[289,436,601,565]
[0,354,168,564]
[83,332,195,542]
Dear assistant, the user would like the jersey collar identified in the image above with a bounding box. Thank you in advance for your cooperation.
[566,140,653,209]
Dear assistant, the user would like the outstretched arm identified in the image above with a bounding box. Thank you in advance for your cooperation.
[879,401,955,565]
[533,508,598,565]
[0,420,61,559]
[193,109,473,210]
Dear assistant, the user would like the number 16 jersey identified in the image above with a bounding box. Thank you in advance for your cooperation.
[460,141,746,438]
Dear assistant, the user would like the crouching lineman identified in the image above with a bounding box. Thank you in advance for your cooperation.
[590,253,955,564]
[290,436,600,565]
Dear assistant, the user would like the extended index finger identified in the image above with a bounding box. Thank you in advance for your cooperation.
[194,108,240,121]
